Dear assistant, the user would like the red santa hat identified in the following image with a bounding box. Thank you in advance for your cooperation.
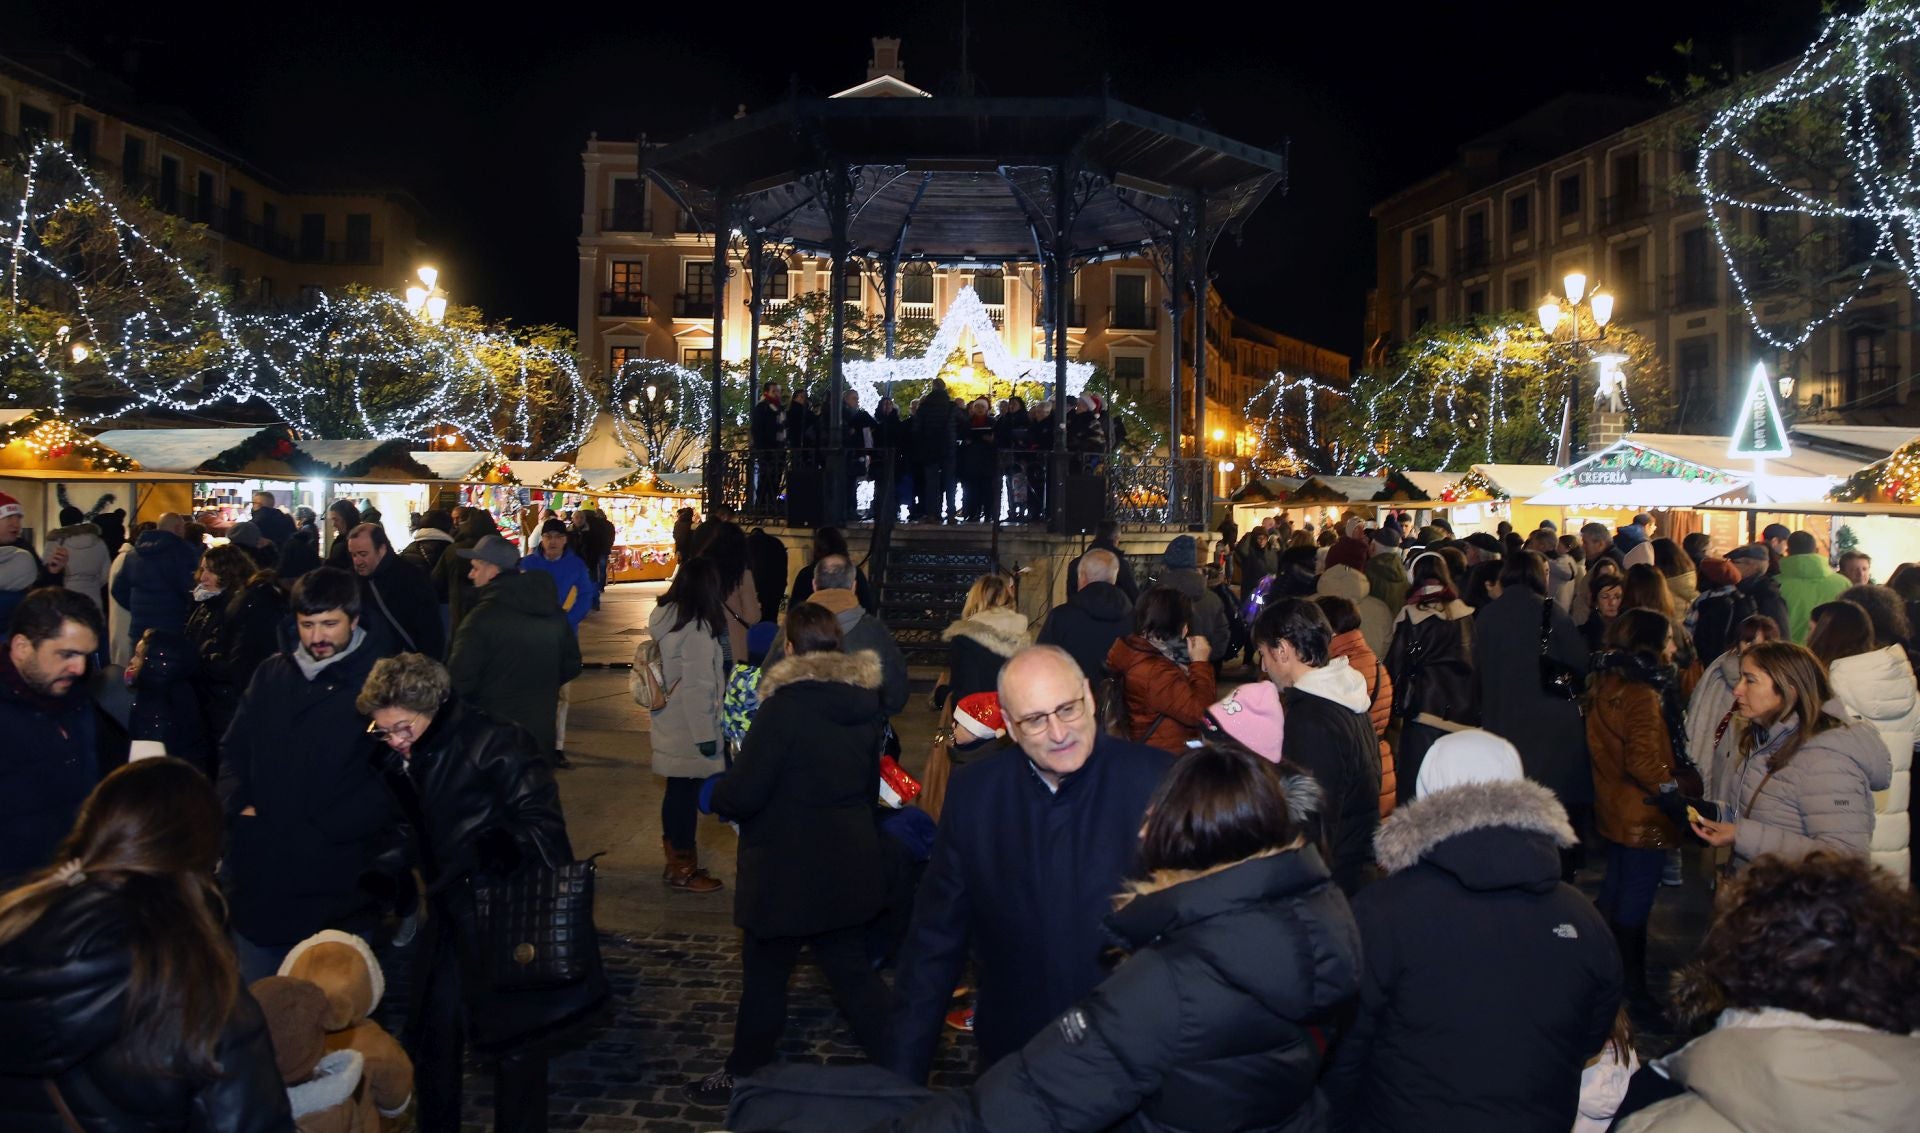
[954,692,1005,743]
[0,492,20,521]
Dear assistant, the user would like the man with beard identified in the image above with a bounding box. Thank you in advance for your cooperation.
[218,567,403,981]
[0,588,125,881]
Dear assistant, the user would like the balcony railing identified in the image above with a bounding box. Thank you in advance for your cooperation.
[1109,305,1157,330]
[674,293,716,319]
[984,304,1005,329]
[1453,239,1491,276]
[900,301,935,321]
[1664,272,1719,310]
[599,206,653,232]
[1601,189,1654,227]
[600,291,649,317]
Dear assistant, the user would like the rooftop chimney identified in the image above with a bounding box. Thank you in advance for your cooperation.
[868,37,904,81]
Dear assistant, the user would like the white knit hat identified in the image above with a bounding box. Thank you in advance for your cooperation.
[1415,728,1525,798]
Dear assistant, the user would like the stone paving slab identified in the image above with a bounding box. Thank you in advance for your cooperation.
[461,931,977,1132]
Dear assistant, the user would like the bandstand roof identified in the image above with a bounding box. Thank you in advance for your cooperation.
[642,96,1290,262]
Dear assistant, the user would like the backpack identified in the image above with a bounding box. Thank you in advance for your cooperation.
[722,663,763,743]
[1214,582,1249,658]
[1097,669,1132,739]
[629,636,677,711]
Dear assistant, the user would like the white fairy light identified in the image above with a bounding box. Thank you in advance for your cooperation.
[1696,3,1920,351]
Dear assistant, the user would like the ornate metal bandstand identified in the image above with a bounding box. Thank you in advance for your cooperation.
[638,94,1289,533]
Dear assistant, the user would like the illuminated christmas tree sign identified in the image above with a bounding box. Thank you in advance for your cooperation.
[1728,362,1792,460]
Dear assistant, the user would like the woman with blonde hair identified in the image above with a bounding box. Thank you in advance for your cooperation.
[1692,640,1892,871]
[925,573,1029,816]
[0,758,290,1129]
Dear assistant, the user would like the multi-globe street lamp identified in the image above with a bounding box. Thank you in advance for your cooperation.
[1537,271,1614,461]
[404,265,448,326]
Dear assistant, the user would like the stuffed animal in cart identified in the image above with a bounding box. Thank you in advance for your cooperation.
[279,930,415,1127]
[251,975,377,1133]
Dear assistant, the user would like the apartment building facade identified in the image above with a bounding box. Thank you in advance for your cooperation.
[1365,91,1916,433]
[0,47,431,307]
[577,39,1348,461]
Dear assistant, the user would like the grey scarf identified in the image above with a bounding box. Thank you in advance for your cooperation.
[293,625,368,680]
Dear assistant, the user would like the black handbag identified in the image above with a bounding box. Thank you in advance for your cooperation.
[467,846,604,992]
[1538,599,1581,700]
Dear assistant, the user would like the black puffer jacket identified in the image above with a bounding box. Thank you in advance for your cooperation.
[1323,778,1621,1132]
[712,650,886,939]
[379,698,596,1053]
[128,631,213,774]
[886,849,1360,1133]
[0,885,293,1132]
[1036,581,1136,682]
[198,580,289,744]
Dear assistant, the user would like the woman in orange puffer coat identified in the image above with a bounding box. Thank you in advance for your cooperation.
[1317,593,1397,815]
[1105,587,1217,754]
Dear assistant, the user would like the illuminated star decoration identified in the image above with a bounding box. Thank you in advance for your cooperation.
[3,139,597,457]
[1697,2,1920,351]
[842,285,1096,407]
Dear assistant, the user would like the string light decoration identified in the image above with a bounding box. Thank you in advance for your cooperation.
[1242,370,1348,473]
[1697,2,1920,351]
[843,286,1095,407]
[1832,439,1920,501]
[2,139,598,457]
[1547,443,1739,490]
[606,357,711,473]
[1438,467,1505,504]
[0,409,138,471]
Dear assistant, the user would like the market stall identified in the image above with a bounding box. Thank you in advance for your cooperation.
[1432,464,1564,536]
[0,409,177,544]
[575,468,699,582]
[92,424,303,531]
[1526,435,1859,555]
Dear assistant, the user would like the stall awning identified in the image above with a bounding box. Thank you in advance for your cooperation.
[0,409,141,475]
[93,427,293,477]
[1619,433,1862,481]
[1229,477,1305,504]
[408,451,514,483]
[1527,480,1752,508]
[1286,475,1386,504]
[292,440,438,482]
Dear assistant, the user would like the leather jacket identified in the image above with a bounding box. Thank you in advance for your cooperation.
[0,885,292,1132]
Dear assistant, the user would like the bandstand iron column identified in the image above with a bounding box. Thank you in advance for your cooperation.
[705,191,733,517]
[1164,217,1185,519]
[1190,192,1211,531]
[822,163,853,526]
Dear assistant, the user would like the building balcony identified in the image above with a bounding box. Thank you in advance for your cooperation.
[1109,305,1157,330]
[1663,272,1719,311]
[900,301,935,321]
[1452,240,1491,277]
[600,291,649,317]
[984,304,1005,329]
[1601,189,1655,228]
[674,293,715,319]
[599,206,653,233]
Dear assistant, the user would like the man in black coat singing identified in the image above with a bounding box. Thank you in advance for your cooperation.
[218,567,404,983]
[1250,598,1381,894]
[750,383,787,511]
[882,644,1172,1082]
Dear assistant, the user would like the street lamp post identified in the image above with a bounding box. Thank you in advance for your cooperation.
[1536,271,1614,462]
[404,265,448,326]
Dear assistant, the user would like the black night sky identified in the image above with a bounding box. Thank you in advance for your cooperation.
[21,1,1831,360]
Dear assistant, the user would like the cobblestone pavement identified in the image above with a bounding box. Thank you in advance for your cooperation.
[461,932,976,1132]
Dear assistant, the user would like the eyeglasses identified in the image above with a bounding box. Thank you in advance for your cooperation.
[1009,695,1089,737]
[367,717,422,743]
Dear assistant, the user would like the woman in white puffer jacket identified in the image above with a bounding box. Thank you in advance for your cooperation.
[1808,600,1916,878]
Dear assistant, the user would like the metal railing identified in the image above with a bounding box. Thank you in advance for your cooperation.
[714,447,899,526]
[1109,305,1157,330]
[1108,455,1207,527]
[674,294,715,318]
[599,206,653,232]
[1664,272,1719,310]
[1601,188,1654,227]
[1453,240,1491,276]
[599,291,649,317]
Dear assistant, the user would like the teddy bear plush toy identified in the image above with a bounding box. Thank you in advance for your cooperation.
[277,930,415,1128]
[251,976,376,1133]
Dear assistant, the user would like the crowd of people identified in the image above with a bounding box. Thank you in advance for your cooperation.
[749,379,1128,523]
[2,488,1918,1133]
[0,489,611,1131]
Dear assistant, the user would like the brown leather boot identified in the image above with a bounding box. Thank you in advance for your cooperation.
[660,836,676,883]
[667,843,723,894]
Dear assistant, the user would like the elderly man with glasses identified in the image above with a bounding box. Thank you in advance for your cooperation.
[882,644,1172,1083]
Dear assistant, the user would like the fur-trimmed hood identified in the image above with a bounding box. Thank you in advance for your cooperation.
[1374,778,1575,888]
[757,648,884,701]
[941,604,1030,657]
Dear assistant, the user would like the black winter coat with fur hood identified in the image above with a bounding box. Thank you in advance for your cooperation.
[1322,778,1622,1133]
[711,649,887,938]
[884,848,1360,1133]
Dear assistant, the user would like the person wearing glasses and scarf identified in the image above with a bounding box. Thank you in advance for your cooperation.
[882,645,1172,1086]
